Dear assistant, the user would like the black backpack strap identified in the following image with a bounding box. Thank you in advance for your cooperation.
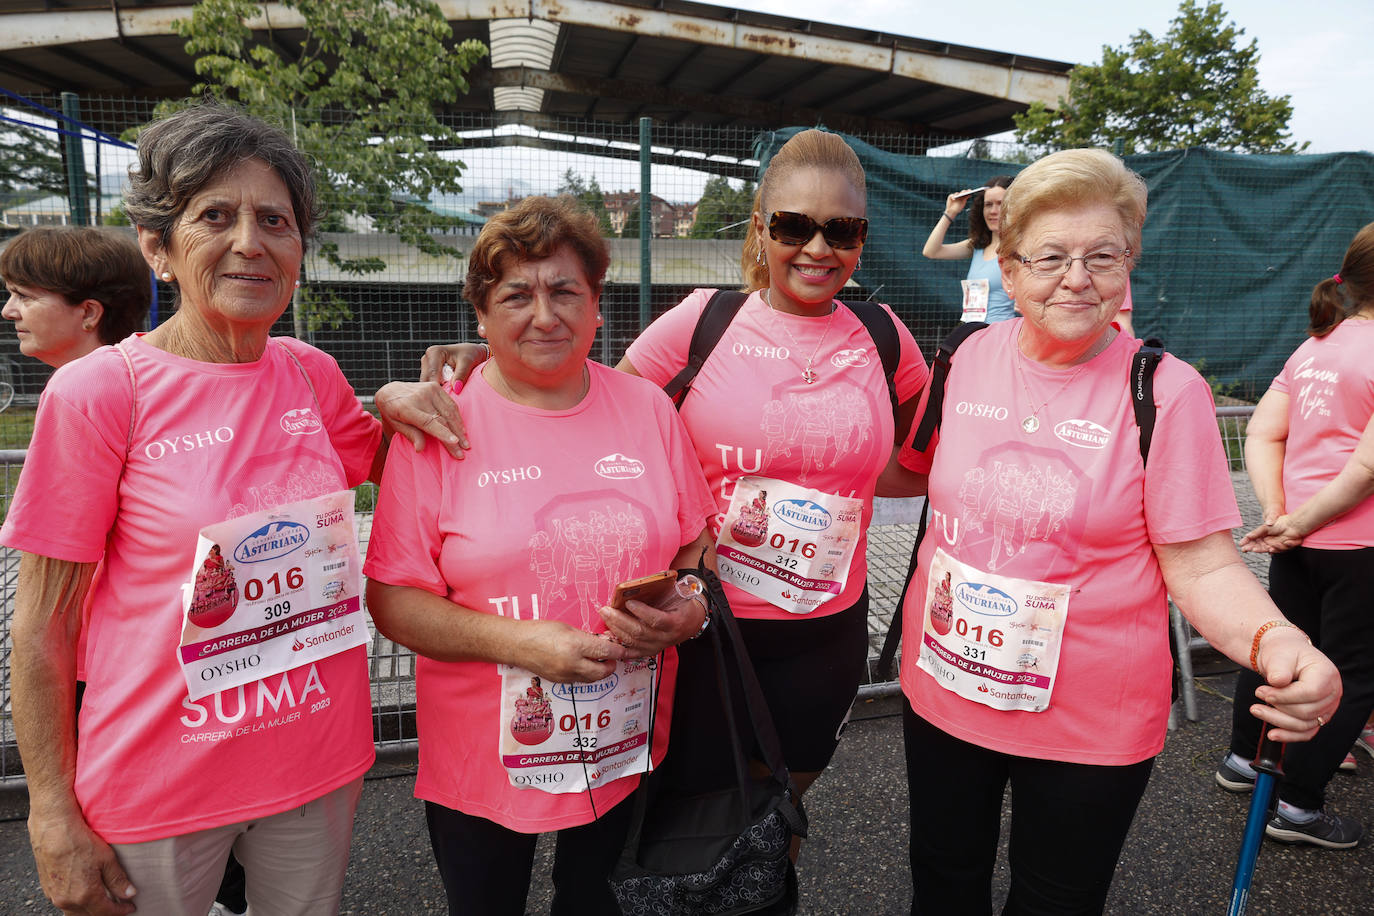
[662,290,748,408]
[875,498,929,682]
[1131,337,1165,466]
[842,300,901,427]
[908,321,988,453]
[876,321,986,682]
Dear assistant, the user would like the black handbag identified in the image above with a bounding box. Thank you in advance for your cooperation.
[610,566,807,915]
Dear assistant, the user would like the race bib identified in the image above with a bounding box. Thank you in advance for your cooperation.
[177,490,368,700]
[716,476,863,614]
[916,547,1070,712]
[960,278,989,323]
[499,659,656,794]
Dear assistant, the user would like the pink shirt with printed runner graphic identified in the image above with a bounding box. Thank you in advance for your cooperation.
[625,289,928,621]
[1269,319,1374,549]
[0,334,381,843]
[898,321,1240,765]
[363,361,716,833]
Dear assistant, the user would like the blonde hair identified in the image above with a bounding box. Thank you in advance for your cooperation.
[998,148,1146,261]
[741,130,866,292]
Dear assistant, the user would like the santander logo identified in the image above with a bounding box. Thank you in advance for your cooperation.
[595,453,645,480]
[831,348,871,369]
[280,408,323,437]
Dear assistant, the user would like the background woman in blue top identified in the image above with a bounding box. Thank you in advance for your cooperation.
[922,174,1015,322]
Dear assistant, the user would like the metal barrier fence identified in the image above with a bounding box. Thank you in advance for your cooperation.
[0,405,1252,787]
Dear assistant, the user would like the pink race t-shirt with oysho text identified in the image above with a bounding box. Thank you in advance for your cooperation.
[363,361,716,834]
[898,322,1240,765]
[0,335,381,843]
[1270,319,1374,549]
[626,289,928,621]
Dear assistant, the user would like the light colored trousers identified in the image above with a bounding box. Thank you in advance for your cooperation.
[111,778,363,916]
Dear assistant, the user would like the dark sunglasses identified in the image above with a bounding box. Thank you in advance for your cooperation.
[767,211,869,249]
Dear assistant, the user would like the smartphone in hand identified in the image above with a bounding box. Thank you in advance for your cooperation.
[610,570,679,610]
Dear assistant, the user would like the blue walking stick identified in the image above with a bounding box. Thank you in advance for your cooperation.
[1227,729,1283,915]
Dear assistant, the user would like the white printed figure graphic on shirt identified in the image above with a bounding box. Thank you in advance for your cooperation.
[954,454,1083,573]
[227,462,340,519]
[528,530,567,609]
[537,502,649,629]
[755,382,879,488]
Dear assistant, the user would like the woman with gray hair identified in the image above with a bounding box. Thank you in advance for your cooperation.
[2,102,413,915]
[891,147,1341,913]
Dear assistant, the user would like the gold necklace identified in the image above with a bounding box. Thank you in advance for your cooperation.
[1013,330,1108,433]
[763,289,836,384]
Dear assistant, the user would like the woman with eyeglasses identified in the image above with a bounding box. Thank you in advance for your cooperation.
[922,175,1015,323]
[892,148,1340,914]
[396,131,931,884]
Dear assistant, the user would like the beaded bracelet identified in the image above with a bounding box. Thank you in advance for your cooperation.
[1249,619,1302,672]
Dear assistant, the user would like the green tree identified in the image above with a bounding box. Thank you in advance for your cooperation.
[557,169,612,234]
[689,176,754,240]
[0,118,66,196]
[620,202,642,239]
[161,0,487,328]
[1013,1,1305,155]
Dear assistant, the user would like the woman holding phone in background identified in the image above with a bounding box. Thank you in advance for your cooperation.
[922,175,1015,323]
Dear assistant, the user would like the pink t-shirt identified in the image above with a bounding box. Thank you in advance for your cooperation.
[626,289,929,621]
[363,361,716,833]
[0,335,381,843]
[898,322,1239,765]
[1270,319,1374,548]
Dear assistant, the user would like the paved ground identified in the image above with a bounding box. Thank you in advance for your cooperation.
[4,474,1373,913]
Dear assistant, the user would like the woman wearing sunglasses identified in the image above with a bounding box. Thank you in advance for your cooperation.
[616,130,927,842]
[396,131,930,887]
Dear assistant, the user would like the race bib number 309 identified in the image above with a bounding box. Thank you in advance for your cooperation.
[177,490,368,700]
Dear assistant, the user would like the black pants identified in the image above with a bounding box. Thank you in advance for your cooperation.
[1228,545,1374,810]
[425,799,634,916]
[903,705,1154,916]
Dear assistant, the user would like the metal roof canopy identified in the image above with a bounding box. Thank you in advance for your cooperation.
[0,0,1071,154]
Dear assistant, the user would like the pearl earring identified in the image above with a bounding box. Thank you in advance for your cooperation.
[160,272,173,282]
[294,280,301,288]
[478,324,485,334]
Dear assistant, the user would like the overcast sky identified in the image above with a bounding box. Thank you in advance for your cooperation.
[694,0,1374,154]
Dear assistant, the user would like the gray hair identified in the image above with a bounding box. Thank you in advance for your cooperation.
[124,102,320,250]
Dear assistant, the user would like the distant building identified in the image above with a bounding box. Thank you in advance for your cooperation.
[603,192,694,237]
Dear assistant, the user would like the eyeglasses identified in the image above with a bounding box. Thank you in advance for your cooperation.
[1014,248,1132,278]
[767,211,869,249]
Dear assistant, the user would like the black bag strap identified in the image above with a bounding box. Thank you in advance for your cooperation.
[662,289,748,406]
[1131,337,1165,467]
[843,299,902,426]
[908,321,988,453]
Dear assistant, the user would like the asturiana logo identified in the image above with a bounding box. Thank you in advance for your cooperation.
[234,521,310,564]
[551,676,618,701]
[1054,418,1111,449]
[594,453,645,480]
[772,498,832,532]
[280,408,323,437]
[954,582,1018,617]
[830,348,871,369]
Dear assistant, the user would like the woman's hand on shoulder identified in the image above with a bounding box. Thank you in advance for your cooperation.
[514,620,630,684]
[419,342,486,384]
[374,381,469,459]
[1251,628,1342,743]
